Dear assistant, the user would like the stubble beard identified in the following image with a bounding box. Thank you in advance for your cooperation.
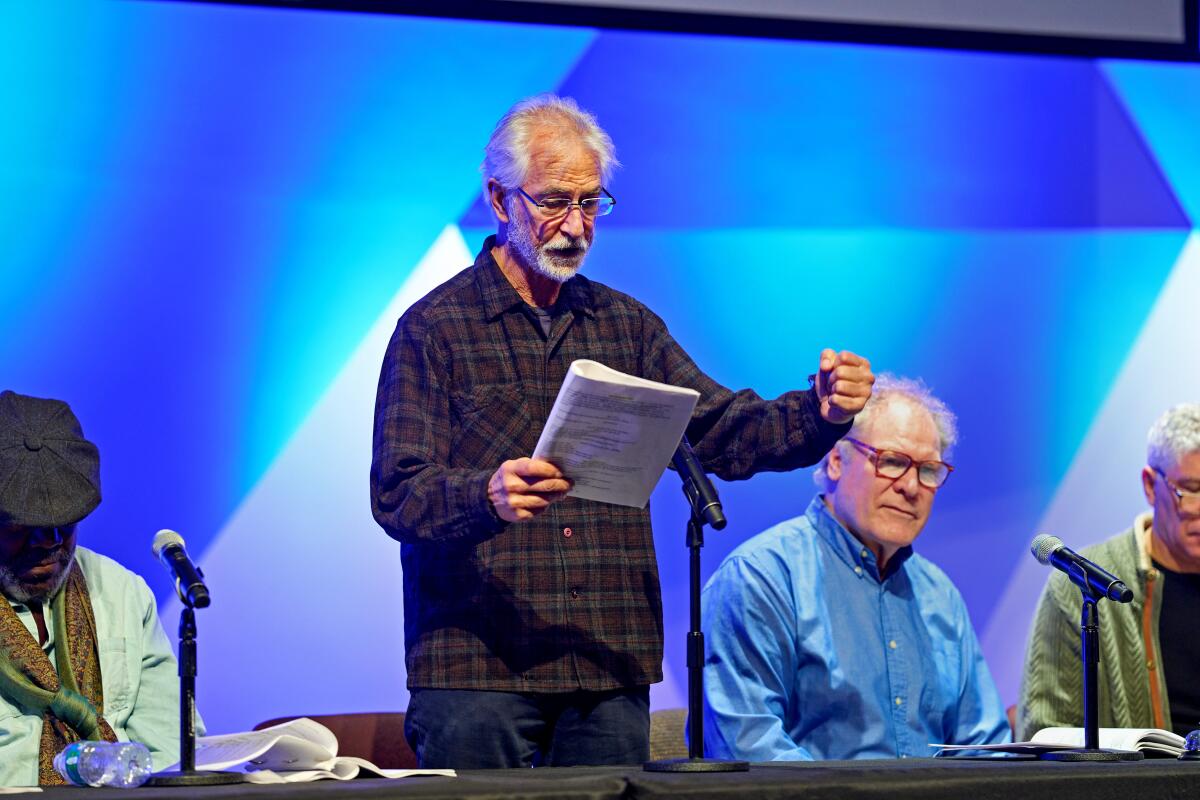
[0,543,76,604]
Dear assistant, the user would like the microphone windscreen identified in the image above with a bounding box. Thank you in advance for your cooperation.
[151,528,186,559]
[1031,534,1063,565]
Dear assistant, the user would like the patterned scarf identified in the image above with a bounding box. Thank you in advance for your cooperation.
[0,562,117,784]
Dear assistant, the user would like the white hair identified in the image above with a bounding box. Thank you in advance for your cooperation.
[1147,403,1200,472]
[481,94,619,193]
[813,373,958,493]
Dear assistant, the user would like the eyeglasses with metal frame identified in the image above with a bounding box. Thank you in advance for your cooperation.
[1152,466,1200,513]
[844,437,954,489]
[514,187,616,219]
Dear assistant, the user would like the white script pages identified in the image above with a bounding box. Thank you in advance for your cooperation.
[168,717,455,782]
[933,727,1186,758]
[1032,727,1185,756]
[533,359,700,508]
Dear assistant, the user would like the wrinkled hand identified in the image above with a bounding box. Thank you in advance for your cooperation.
[815,349,874,425]
[488,457,573,523]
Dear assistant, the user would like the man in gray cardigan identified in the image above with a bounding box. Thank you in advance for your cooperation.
[1018,404,1200,739]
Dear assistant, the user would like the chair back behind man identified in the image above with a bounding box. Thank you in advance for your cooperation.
[253,712,417,769]
[649,709,689,760]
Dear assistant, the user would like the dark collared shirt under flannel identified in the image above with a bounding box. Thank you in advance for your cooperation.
[371,237,849,692]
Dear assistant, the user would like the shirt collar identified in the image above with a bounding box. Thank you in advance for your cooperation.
[8,598,57,650]
[805,495,914,582]
[473,235,600,322]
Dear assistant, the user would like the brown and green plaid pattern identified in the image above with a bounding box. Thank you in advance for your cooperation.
[371,237,848,692]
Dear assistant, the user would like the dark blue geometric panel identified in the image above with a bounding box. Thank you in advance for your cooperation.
[1103,60,1200,224]
[1095,72,1190,227]
[462,32,1190,231]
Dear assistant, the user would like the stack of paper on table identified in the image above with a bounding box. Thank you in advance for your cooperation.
[933,726,1186,757]
[167,717,455,782]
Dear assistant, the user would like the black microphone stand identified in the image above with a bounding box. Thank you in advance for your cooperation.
[645,437,748,773]
[1040,573,1141,762]
[147,578,243,785]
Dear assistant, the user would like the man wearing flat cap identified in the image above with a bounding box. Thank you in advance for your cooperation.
[0,391,183,786]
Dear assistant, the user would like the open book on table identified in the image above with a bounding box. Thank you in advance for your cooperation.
[166,717,456,782]
[934,727,1186,758]
[533,359,700,509]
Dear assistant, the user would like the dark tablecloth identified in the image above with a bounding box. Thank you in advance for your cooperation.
[29,757,1200,800]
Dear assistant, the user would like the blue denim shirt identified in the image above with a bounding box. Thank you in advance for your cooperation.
[1,547,190,786]
[701,496,1010,761]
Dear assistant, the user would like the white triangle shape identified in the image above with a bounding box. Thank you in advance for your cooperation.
[162,225,473,733]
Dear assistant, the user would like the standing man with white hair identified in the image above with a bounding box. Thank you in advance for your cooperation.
[702,375,1010,760]
[370,94,875,768]
[1019,404,1200,739]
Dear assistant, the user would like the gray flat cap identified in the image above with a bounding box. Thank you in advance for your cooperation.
[0,391,101,528]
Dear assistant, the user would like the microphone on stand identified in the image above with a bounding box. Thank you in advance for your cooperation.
[152,529,211,609]
[646,435,746,772]
[672,435,725,530]
[1028,534,1141,762]
[145,529,240,786]
[1031,534,1132,603]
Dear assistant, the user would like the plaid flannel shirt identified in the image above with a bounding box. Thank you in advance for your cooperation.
[371,237,849,692]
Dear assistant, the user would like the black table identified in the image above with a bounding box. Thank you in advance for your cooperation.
[33,758,1200,800]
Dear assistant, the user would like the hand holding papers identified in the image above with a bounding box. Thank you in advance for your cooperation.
[533,360,700,508]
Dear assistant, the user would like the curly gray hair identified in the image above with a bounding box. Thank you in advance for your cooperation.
[1147,403,1200,472]
[813,373,957,493]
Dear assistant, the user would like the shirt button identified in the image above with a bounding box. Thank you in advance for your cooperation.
[570,588,580,599]
[894,697,903,706]
[889,640,898,650]
[563,527,573,538]
[854,566,863,576]
[860,549,869,558]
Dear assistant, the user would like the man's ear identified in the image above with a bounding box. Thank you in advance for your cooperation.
[826,446,843,483]
[1141,466,1157,507]
[487,179,510,224]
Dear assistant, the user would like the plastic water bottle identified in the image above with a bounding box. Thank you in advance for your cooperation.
[53,741,153,788]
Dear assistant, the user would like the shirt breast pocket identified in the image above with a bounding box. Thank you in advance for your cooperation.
[918,636,962,725]
[98,636,133,722]
[448,385,536,467]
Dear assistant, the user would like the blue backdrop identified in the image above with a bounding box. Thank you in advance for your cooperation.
[2,1,1197,733]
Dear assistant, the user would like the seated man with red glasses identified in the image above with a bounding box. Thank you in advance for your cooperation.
[701,374,1010,760]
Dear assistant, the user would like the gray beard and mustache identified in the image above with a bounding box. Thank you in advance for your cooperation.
[0,543,76,603]
[507,212,590,283]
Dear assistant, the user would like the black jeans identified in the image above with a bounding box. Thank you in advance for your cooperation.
[405,687,651,768]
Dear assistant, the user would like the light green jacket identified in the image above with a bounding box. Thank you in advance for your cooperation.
[1,547,186,787]
[1017,512,1170,740]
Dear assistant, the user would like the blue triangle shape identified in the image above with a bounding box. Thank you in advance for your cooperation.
[1095,69,1191,227]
